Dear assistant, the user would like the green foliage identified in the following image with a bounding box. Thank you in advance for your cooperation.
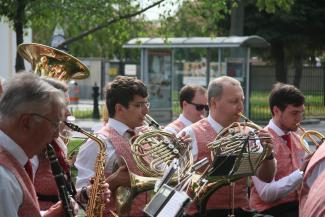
[255,0,295,13]
[29,0,149,59]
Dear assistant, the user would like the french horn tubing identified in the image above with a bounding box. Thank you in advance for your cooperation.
[193,113,272,214]
[113,114,193,216]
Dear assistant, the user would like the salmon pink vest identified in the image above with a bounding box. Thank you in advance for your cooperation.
[99,126,147,217]
[165,119,186,134]
[0,146,41,217]
[191,118,249,210]
[299,141,325,214]
[250,128,304,212]
[300,170,325,217]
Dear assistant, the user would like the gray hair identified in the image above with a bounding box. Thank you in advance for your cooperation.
[0,73,66,120]
[41,76,68,92]
[207,76,241,104]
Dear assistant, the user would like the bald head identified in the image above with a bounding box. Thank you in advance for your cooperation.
[207,76,241,105]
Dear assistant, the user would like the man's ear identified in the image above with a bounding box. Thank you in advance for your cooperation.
[182,100,188,109]
[19,114,32,132]
[273,106,280,116]
[210,96,217,108]
[115,103,124,113]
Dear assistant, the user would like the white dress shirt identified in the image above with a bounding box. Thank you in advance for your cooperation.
[74,118,131,189]
[0,130,28,217]
[252,119,303,202]
[164,114,193,135]
[178,115,223,161]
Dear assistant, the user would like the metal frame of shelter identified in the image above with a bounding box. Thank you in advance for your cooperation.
[123,36,270,123]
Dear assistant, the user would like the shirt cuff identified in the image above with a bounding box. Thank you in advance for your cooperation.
[292,169,304,180]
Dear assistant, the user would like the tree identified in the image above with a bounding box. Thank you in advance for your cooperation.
[0,0,168,72]
[244,0,325,86]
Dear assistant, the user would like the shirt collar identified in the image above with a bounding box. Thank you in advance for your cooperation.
[179,114,193,127]
[0,130,29,166]
[107,118,131,136]
[267,119,287,136]
[207,115,223,134]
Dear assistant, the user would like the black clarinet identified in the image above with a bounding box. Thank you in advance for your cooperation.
[47,144,74,217]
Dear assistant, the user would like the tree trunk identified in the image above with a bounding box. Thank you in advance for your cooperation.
[14,1,26,72]
[230,0,245,36]
[293,55,303,88]
[271,40,287,83]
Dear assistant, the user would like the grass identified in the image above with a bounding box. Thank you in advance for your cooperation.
[71,91,325,121]
[250,91,325,120]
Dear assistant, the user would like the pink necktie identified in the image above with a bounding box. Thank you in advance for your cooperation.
[282,134,291,149]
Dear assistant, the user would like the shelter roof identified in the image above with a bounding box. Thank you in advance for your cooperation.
[123,36,270,49]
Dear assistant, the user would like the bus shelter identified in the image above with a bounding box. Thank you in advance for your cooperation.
[123,36,270,123]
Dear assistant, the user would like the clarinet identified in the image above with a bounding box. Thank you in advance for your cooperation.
[47,144,74,217]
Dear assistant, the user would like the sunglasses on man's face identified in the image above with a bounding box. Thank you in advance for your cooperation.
[188,102,209,111]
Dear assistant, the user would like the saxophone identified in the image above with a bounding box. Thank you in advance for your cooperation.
[64,121,107,217]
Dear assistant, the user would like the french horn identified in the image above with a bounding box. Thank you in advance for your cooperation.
[192,113,272,215]
[113,114,193,216]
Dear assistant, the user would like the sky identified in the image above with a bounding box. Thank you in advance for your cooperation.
[140,0,181,20]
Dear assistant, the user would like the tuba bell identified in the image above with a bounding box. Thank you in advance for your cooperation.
[113,114,193,216]
[17,43,90,144]
[192,113,272,215]
[17,43,90,80]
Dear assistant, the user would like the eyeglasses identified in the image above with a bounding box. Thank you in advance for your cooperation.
[29,113,61,131]
[130,102,150,109]
[188,102,209,111]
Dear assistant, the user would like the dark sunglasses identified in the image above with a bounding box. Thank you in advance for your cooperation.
[188,102,209,111]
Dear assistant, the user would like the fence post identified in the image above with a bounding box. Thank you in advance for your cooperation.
[323,66,325,106]
[92,82,100,119]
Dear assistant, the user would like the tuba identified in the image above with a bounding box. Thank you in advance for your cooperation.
[192,113,272,215]
[17,43,89,80]
[113,114,193,216]
[17,43,90,144]
[297,124,325,154]
[17,43,92,214]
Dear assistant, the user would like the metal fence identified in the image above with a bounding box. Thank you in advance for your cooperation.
[249,65,325,122]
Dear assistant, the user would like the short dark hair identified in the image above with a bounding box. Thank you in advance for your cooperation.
[179,84,206,109]
[269,82,305,115]
[105,76,148,117]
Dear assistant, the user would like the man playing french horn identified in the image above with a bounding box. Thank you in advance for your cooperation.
[250,83,312,217]
[179,76,276,217]
[75,76,153,216]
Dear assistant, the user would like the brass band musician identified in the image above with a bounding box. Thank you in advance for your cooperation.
[75,75,151,216]
[179,76,275,217]
[164,84,208,134]
[250,83,311,217]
